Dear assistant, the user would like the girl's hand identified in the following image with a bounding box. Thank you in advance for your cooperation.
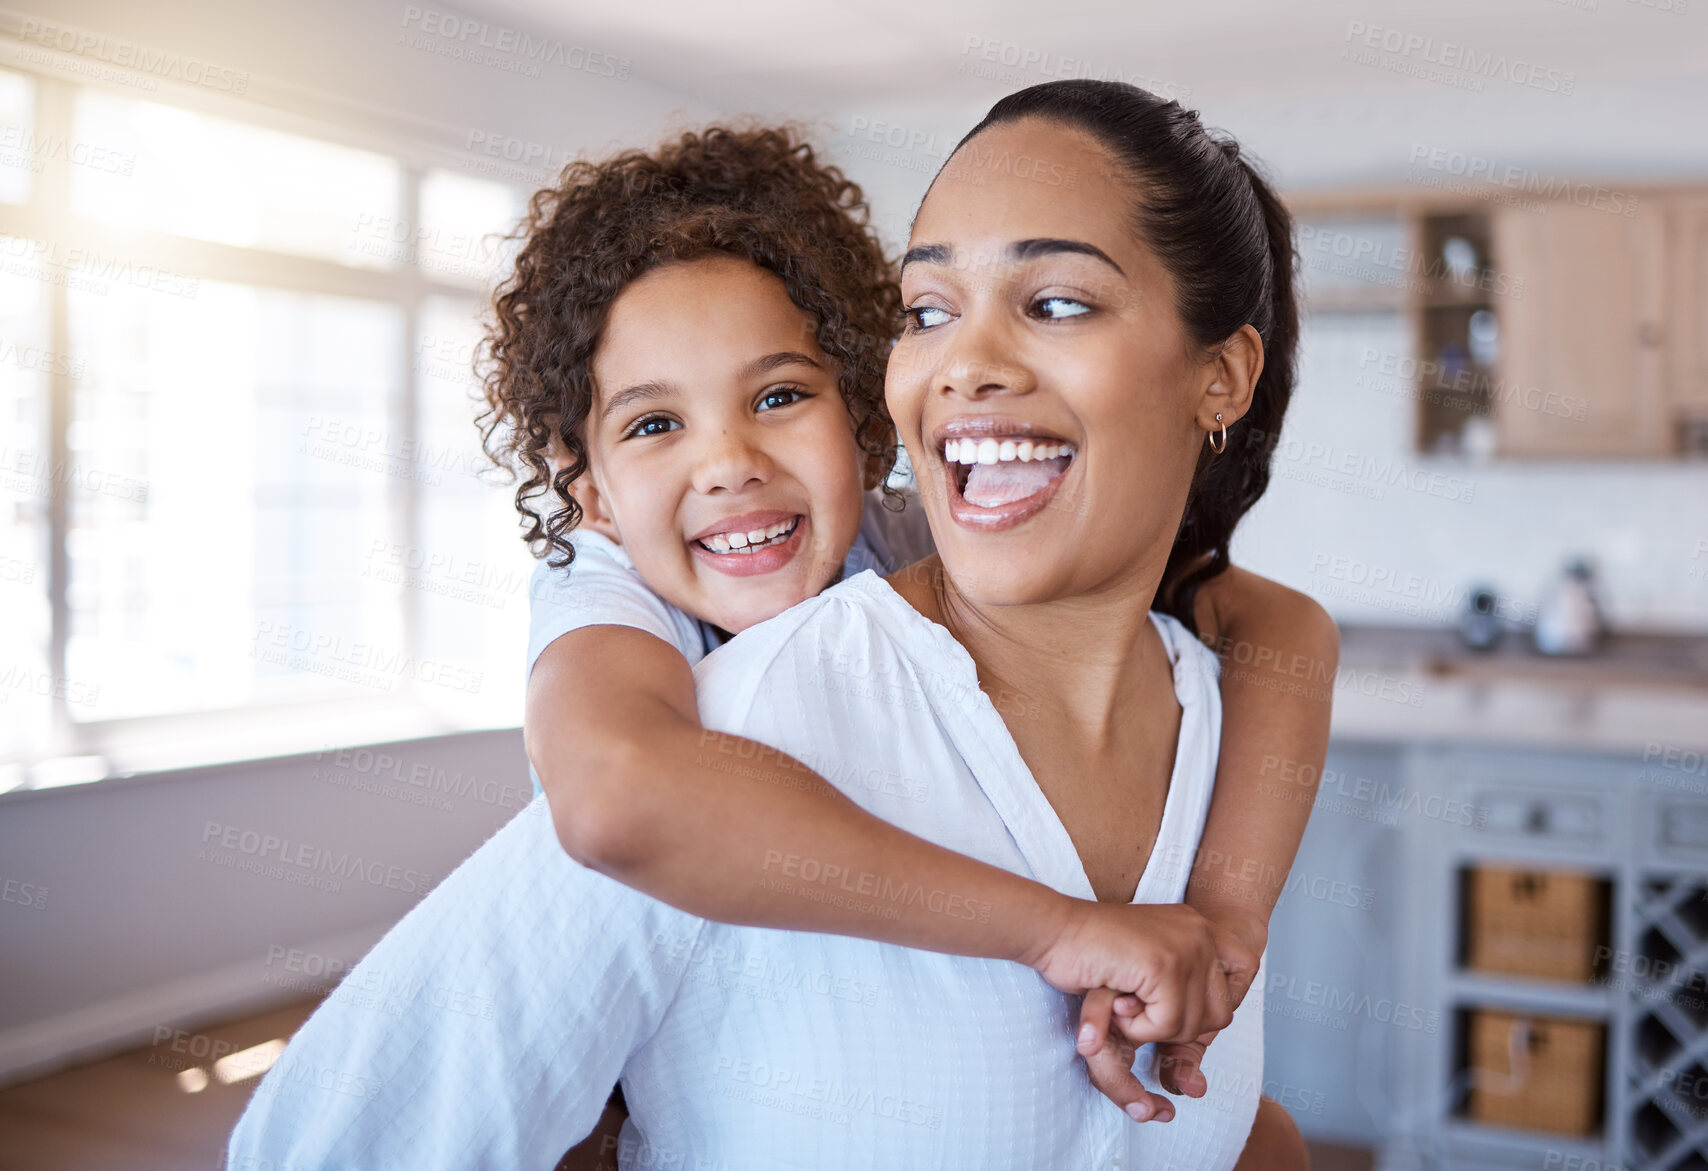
[1034,901,1236,1048]
[1110,919,1261,1100]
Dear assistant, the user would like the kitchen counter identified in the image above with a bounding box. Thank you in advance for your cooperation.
[1326,624,1708,757]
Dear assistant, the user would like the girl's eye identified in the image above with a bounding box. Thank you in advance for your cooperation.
[903,305,952,332]
[623,414,681,439]
[757,387,807,412]
[1033,296,1091,321]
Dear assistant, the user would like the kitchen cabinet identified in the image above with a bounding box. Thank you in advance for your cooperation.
[1267,737,1708,1170]
[1665,195,1708,415]
[1293,185,1708,458]
[1492,203,1672,458]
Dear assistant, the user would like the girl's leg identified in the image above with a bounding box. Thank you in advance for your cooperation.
[1233,1096,1311,1171]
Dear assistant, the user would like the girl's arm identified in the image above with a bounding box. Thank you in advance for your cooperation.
[1187,565,1339,961]
[531,623,1232,1120]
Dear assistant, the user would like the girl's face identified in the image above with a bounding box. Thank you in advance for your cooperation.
[889,116,1251,608]
[581,254,868,634]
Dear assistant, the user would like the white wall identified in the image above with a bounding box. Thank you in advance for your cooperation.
[0,730,525,1083]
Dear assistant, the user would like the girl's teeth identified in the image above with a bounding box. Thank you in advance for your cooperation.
[998,440,1016,461]
[1016,439,1034,460]
[700,519,797,554]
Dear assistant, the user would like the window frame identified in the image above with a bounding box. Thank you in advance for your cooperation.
[0,63,524,789]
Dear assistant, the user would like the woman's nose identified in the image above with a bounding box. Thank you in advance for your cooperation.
[935,315,1037,401]
[689,426,774,495]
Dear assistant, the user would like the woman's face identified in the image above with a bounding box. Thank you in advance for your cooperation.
[581,254,868,634]
[889,116,1241,608]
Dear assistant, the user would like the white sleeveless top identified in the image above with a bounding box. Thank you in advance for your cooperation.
[227,571,1262,1171]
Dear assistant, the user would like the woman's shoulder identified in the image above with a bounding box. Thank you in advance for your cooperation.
[691,571,933,726]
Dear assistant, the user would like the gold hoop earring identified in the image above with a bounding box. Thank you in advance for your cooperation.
[1207,411,1228,454]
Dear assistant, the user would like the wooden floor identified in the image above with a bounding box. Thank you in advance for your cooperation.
[0,1000,1375,1170]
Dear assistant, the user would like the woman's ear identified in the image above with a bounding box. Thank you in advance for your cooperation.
[1196,323,1264,434]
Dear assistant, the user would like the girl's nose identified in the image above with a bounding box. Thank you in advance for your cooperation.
[690,427,774,495]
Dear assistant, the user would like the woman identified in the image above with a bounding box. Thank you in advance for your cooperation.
[228,80,1309,1170]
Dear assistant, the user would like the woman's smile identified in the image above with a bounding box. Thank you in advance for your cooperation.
[933,415,1079,530]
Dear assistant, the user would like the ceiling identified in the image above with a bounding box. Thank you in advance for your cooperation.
[461,0,1708,189]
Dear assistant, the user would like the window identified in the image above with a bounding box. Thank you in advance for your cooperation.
[0,70,532,792]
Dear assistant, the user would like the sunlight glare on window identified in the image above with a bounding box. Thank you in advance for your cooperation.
[414,170,524,288]
[0,267,50,758]
[65,282,402,721]
[70,91,401,269]
[0,69,36,204]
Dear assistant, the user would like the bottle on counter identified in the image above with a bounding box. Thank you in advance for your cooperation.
[1459,585,1504,652]
[1533,558,1603,657]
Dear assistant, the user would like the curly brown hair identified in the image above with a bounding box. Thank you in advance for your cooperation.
[475,124,903,567]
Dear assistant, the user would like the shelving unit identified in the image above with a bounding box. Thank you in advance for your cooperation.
[1290,185,1708,460]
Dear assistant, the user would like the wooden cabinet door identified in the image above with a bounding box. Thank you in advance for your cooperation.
[1492,202,1670,457]
[1665,195,1708,411]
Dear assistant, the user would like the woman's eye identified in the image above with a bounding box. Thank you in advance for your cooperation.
[624,414,681,439]
[1033,296,1091,321]
[757,387,807,412]
[904,305,952,331]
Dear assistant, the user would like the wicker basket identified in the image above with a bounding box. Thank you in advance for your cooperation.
[1465,866,1605,981]
[1467,1009,1604,1136]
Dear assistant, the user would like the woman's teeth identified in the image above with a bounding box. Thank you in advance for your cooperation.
[698,518,798,554]
[943,437,1075,465]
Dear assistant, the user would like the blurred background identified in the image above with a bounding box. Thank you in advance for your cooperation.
[0,1,1705,1168]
